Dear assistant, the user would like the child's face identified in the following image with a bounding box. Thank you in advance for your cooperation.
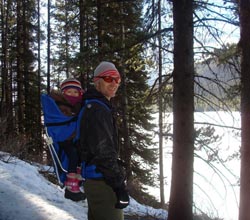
[63,88,80,97]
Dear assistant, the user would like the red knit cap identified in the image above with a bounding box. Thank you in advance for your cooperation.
[60,78,82,92]
[93,61,120,82]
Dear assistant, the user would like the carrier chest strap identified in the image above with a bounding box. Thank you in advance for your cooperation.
[45,116,77,127]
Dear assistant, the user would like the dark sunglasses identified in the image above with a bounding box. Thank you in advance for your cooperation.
[98,76,121,84]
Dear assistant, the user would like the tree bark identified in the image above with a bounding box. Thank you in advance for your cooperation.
[16,0,25,133]
[168,0,194,219]
[47,0,51,94]
[239,0,250,219]
[157,0,165,208]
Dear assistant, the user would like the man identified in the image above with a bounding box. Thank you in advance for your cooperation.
[79,61,129,220]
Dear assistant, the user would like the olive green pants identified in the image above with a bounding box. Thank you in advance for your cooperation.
[84,179,124,220]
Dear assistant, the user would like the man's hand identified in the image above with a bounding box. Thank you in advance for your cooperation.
[114,187,129,209]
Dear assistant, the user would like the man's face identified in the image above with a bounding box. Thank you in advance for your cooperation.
[95,76,121,100]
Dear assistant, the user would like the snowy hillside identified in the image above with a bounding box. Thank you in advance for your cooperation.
[0,152,167,220]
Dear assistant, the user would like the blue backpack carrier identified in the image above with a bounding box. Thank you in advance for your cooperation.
[41,93,109,186]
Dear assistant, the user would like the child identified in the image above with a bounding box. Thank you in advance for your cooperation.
[50,78,85,202]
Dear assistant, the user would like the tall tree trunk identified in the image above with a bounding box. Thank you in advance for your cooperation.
[239,0,250,219]
[37,0,43,157]
[168,0,194,219]
[65,1,69,77]
[157,0,165,208]
[0,0,7,117]
[79,0,91,88]
[23,1,30,131]
[47,0,51,94]
[16,0,25,133]
[0,0,14,136]
[96,0,103,60]
[37,0,41,97]
[120,2,132,182]
[79,0,86,87]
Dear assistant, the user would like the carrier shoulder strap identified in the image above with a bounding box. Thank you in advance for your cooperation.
[85,99,110,111]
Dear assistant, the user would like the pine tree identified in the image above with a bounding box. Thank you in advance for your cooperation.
[0,0,42,159]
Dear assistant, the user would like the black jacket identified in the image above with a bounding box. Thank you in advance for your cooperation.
[79,88,125,190]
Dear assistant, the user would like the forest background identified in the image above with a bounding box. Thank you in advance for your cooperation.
[1,0,249,219]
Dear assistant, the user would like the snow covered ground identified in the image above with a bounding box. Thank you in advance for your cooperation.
[0,152,167,220]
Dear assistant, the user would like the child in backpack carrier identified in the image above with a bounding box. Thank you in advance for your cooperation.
[50,78,86,202]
